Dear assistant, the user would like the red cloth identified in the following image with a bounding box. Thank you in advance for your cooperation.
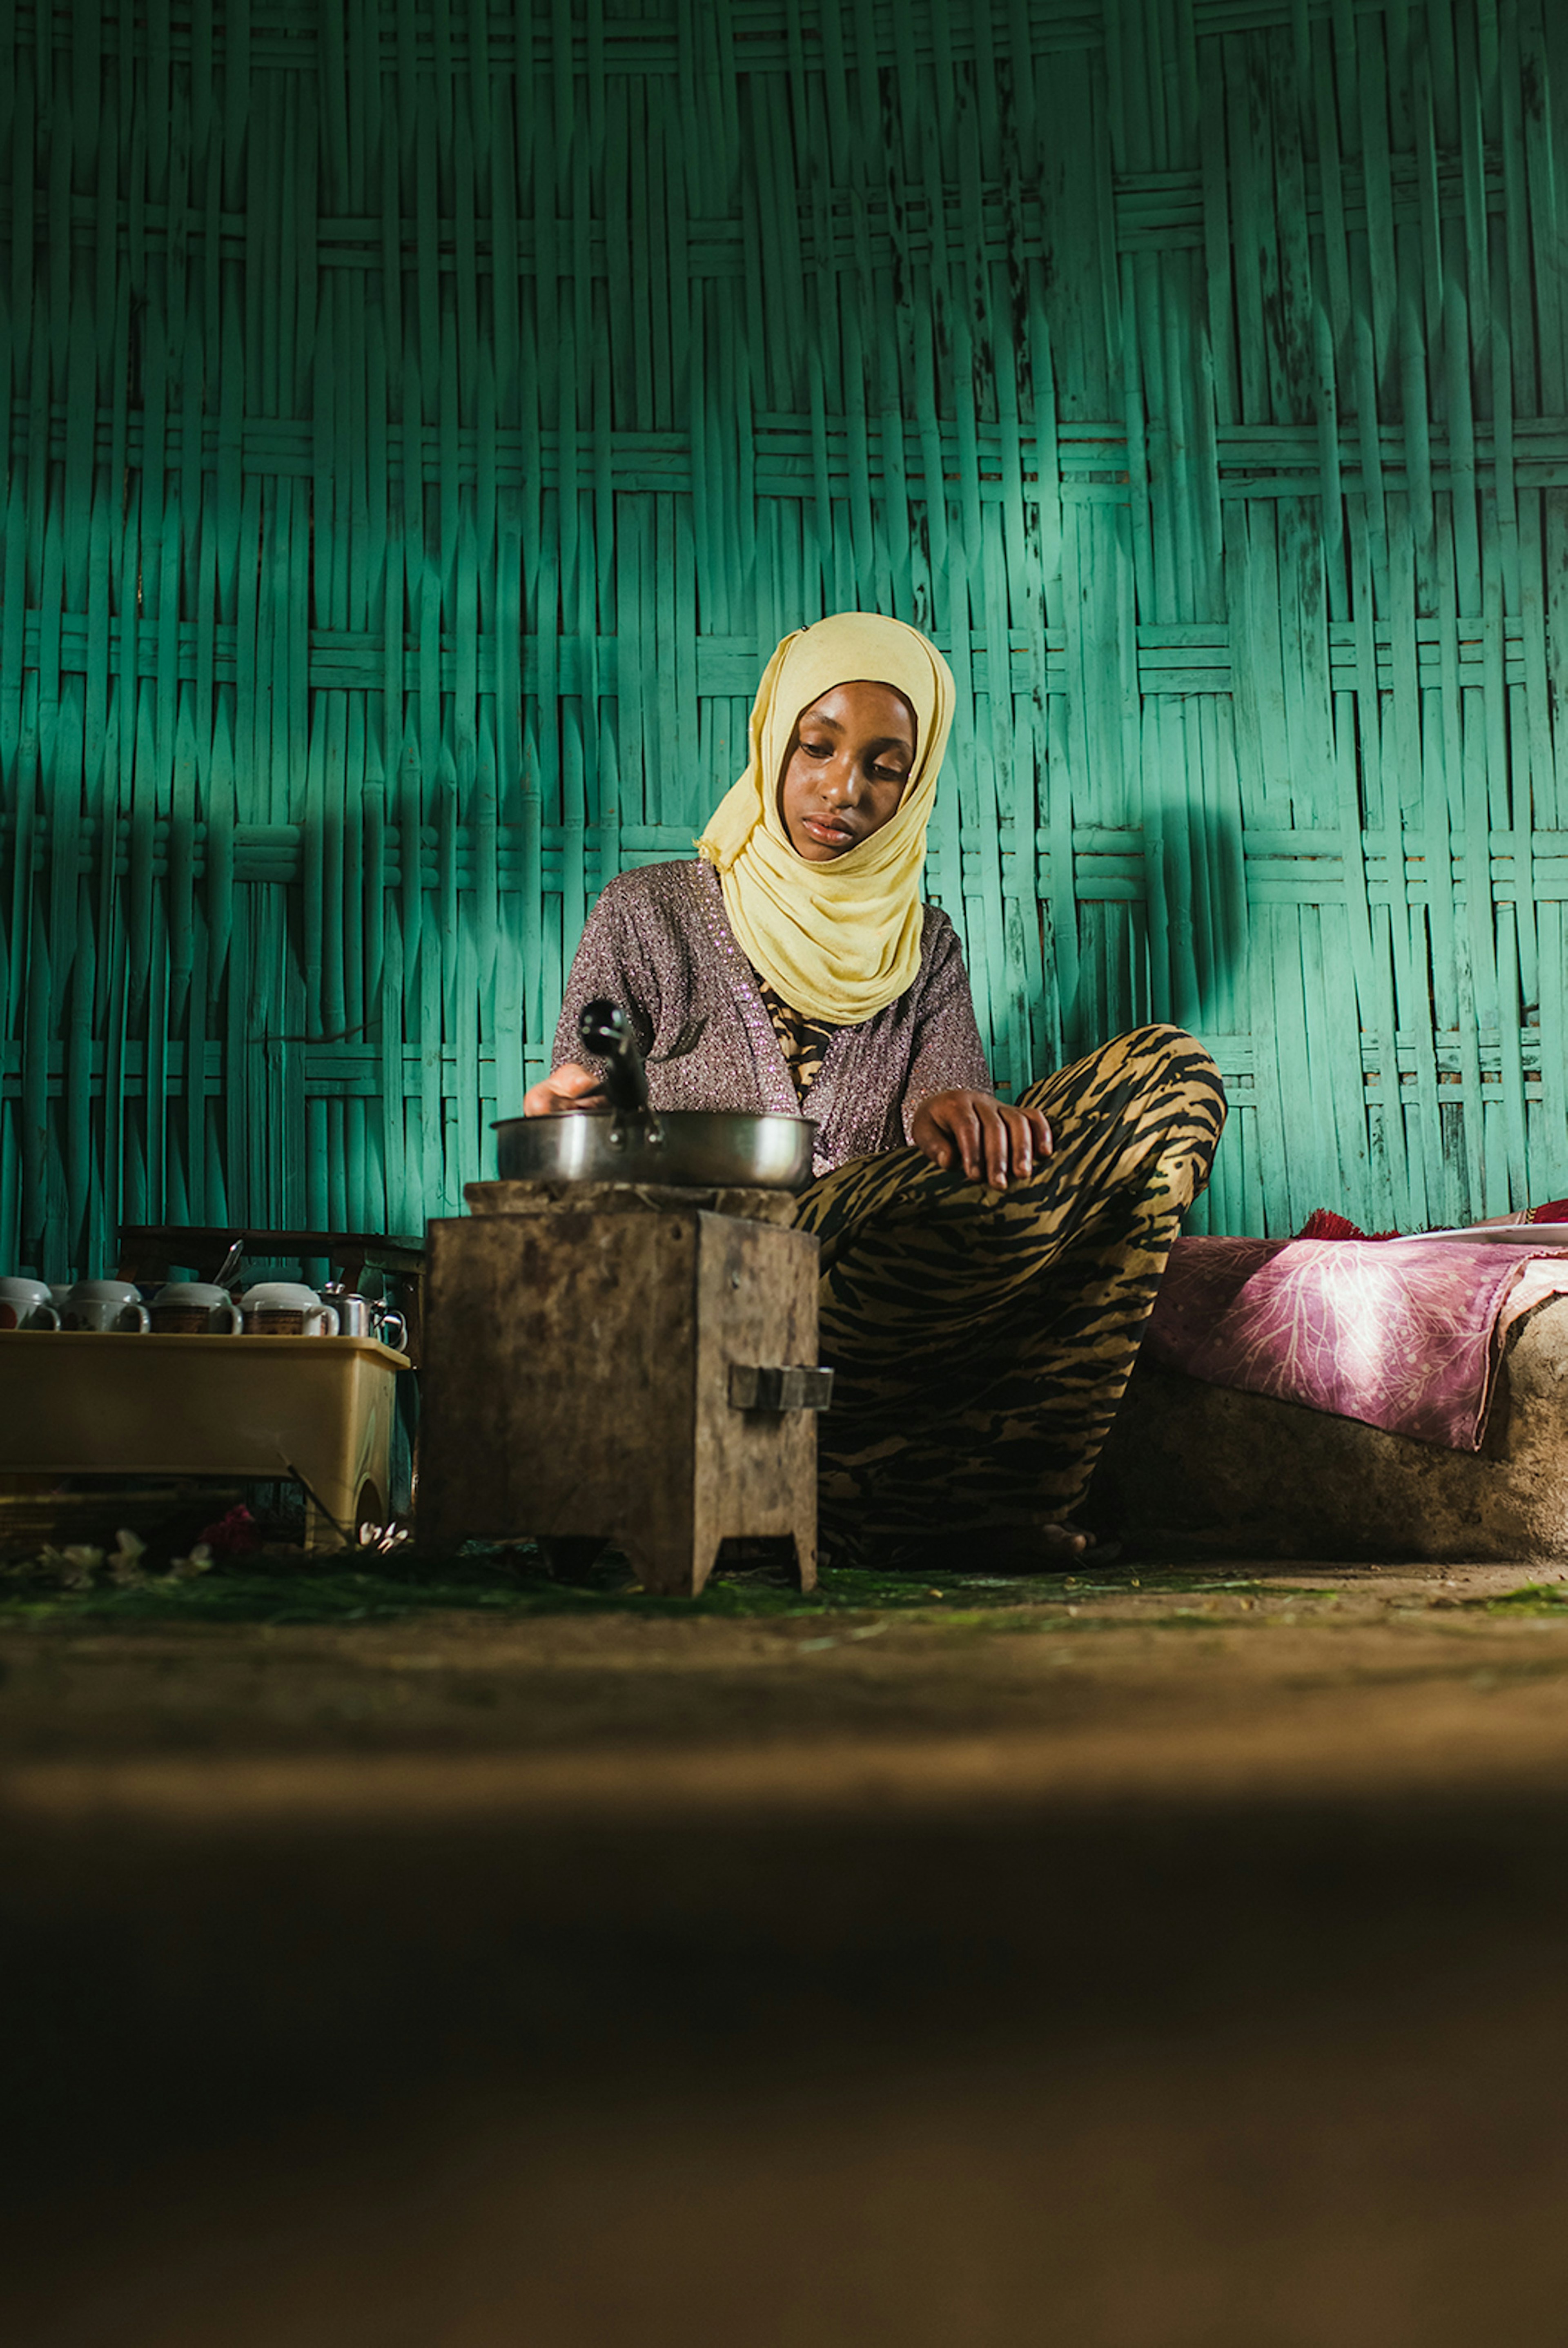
[1294,1208,1399,1243]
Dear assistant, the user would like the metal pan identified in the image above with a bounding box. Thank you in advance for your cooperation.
[492,998,815,1190]
[492,1105,816,1190]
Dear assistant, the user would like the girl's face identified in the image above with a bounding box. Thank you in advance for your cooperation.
[777,681,917,861]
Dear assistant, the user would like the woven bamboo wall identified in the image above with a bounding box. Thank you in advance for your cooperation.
[3,0,1566,1272]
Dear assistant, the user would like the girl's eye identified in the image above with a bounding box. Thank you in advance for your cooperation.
[801,740,833,760]
[873,764,908,785]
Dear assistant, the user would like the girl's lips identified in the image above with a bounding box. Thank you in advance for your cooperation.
[802,816,856,848]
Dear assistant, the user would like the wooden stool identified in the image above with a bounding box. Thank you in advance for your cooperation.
[417,1184,826,1595]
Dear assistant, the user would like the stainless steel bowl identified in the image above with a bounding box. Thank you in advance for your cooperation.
[492,1107,817,1191]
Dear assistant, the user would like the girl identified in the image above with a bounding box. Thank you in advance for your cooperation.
[526,613,1225,1568]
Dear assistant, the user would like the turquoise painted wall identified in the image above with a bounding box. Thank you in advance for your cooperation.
[4,0,1567,1272]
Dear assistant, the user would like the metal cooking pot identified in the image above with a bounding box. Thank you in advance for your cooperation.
[492,1106,815,1190]
[492,1000,816,1192]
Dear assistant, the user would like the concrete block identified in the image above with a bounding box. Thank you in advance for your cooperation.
[1100,1298,1568,1562]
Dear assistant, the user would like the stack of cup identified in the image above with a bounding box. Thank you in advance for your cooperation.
[58,1281,150,1333]
[0,1274,356,1337]
[241,1283,340,1336]
[149,1283,243,1335]
[0,1276,60,1331]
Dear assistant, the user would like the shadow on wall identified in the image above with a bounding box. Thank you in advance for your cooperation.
[1038,800,1250,1072]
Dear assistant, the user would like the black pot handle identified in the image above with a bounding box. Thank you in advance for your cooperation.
[578,999,650,1117]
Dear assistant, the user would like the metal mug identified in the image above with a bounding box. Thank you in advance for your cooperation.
[62,1279,151,1334]
[0,1276,61,1331]
[373,1302,409,1351]
[323,1287,407,1350]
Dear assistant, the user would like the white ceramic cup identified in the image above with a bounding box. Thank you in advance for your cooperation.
[62,1279,151,1334]
[151,1281,243,1335]
[241,1281,339,1337]
[0,1276,60,1331]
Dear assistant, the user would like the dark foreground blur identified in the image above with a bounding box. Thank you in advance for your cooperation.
[4,1570,1568,2344]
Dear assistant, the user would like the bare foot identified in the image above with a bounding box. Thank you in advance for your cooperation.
[1016,1521,1090,1558]
[981,1521,1116,1574]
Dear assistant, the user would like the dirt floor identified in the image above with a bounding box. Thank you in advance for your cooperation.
[0,1552,1563,1772]
[8,1550,1568,2344]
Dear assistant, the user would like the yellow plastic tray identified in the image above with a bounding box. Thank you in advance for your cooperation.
[0,1332,409,1549]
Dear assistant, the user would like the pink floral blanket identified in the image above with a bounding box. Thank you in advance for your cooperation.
[1144,1236,1568,1450]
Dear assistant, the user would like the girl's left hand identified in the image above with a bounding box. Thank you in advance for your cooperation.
[910,1090,1053,1189]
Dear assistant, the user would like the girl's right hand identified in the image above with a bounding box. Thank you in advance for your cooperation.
[522,1062,602,1117]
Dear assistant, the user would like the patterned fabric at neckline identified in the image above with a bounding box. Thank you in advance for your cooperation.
[752,971,839,1101]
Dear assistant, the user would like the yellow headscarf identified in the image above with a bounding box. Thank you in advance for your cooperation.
[696,613,955,1026]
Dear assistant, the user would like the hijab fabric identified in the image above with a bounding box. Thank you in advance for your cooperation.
[696,613,955,1026]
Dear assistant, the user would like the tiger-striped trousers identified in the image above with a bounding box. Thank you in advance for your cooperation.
[791,1025,1226,1548]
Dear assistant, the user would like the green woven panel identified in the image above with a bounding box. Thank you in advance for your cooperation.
[3,0,1567,1272]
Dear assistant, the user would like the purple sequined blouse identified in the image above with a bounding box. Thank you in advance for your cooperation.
[551,860,991,1175]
